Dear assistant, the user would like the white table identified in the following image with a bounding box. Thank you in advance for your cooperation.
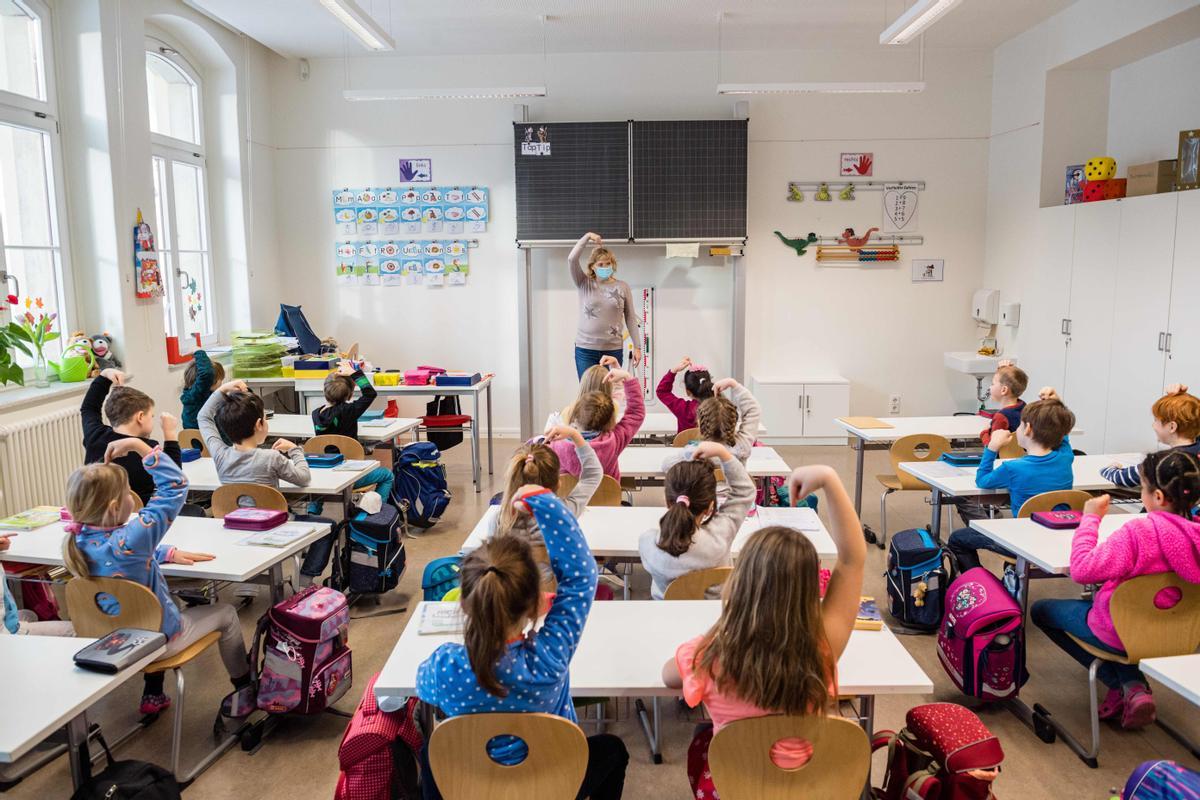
[0,636,165,789]
[0,516,332,602]
[267,414,420,443]
[898,452,1138,539]
[376,601,932,761]
[618,446,791,479]
[296,376,494,492]
[183,457,373,518]
[635,413,767,443]
[1141,654,1200,709]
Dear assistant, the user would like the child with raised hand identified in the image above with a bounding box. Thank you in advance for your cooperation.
[62,438,254,716]
[562,357,625,426]
[1032,449,1200,730]
[1102,385,1200,487]
[198,379,310,488]
[307,360,392,514]
[638,441,756,600]
[489,425,602,540]
[416,489,628,799]
[551,367,644,481]
[663,464,866,798]
[179,349,224,430]
[656,356,715,435]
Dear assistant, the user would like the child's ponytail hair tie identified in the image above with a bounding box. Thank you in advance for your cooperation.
[524,453,535,465]
[675,495,691,508]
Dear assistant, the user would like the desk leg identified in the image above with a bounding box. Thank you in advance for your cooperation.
[269,562,285,605]
[635,697,663,764]
[1000,557,1045,737]
[929,488,944,542]
[470,390,481,492]
[66,713,90,789]
[486,383,493,476]
[343,487,353,521]
[853,437,865,516]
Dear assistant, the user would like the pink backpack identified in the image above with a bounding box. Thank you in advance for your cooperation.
[937,567,1026,702]
[334,674,423,800]
[253,585,353,715]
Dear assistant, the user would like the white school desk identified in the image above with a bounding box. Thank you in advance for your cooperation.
[1141,655,1200,709]
[897,452,1138,539]
[634,413,768,443]
[617,446,792,479]
[182,457,372,518]
[267,414,420,443]
[375,601,933,762]
[295,376,494,491]
[0,516,332,602]
[0,635,165,789]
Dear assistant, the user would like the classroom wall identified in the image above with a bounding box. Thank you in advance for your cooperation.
[261,46,994,432]
[1107,37,1200,168]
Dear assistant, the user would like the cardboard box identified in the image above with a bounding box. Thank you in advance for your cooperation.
[1127,160,1176,197]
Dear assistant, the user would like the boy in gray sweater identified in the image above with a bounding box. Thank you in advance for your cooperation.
[198,380,311,488]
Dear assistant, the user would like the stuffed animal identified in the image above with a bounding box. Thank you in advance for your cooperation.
[63,331,99,378]
[90,333,121,371]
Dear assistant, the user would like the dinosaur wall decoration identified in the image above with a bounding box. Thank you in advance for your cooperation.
[774,231,818,256]
[838,227,879,249]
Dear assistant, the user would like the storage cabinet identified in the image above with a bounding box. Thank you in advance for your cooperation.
[750,377,849,445]
[1164,190,1200,393]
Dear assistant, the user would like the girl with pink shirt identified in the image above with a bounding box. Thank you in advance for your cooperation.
[1031,449,1200,730]
[661,464,866,799]
[550,367,644,481]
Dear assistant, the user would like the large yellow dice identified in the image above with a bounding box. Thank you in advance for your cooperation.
[1085,157,1117,181]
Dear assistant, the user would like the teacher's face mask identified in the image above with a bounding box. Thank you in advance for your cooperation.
[594,265,614,281]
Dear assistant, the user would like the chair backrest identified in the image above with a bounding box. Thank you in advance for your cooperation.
[66,576,163,638]
[589,475,623,507]
[664,566,734,600]
[427,712,588,800]
[211,483,288,518]
[303,434,365,460]
[709,714,870,800]
[555,472,578,500]
[997,436,1025,460]
[889,434,952,491]
[1108,573,1200,662]
[1016,489,1094,518]
[178,428,209,456]
[673,427,700,447]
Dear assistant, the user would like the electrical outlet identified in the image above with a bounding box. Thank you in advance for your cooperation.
[889,393,902,415]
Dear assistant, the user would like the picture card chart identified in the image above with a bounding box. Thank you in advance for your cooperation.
[336,240,470,288]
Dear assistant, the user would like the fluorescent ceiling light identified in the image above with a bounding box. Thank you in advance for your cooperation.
[717,82,925,95]
[344,87,548,101]
[880,0,964,45]
[319,0,395,52]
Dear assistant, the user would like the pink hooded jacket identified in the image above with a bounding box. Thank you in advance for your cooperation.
[1071,511,1200,650]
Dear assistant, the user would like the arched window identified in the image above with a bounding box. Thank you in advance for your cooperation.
[146,37,214,342]
[0,0,73,367]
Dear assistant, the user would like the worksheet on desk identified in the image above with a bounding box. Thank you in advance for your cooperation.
[755,506,823,531]
[910,462,972,479]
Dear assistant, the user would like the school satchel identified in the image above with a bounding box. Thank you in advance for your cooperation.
[1123,759,1200,799]
[391,442,451,529]
[937,567,1027,702]
[334,674,423,800]
[872,702,1003,800]
[252,585,353,715]
[423,395,464,451]
[886,527,955,632]
[70,733,180,800]
[330,504,407,595]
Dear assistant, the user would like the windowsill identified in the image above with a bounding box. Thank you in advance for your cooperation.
[0,378,92,414]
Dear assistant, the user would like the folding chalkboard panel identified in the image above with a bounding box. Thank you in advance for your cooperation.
[514,121,630,241]
[631,120,747,239]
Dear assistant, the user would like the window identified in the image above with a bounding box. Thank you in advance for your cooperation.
[0,0,70,365]
[146,41,214,342]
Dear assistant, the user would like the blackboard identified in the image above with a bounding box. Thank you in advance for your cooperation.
[514,122,630,241]
[632,120,747,239]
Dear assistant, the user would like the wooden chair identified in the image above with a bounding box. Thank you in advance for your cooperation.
[709,714,870,800]
[997,436,1024,460]
[65,576,240,781]
[590,475,623,507]
[664,566,733,600]
[673,427,700,447]
[875,434,951,549]
[1016,489,1094,519]
[304,434,378,495]
[427,712,588,800]
[1037,572,1200,766]
[178,428,208,456]
[211,483,288,518]
[555,472,578,500]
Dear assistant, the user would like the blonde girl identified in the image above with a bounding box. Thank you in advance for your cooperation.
[486,425,602,539]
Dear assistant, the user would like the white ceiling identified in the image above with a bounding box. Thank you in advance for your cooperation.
[187,0,1077,60]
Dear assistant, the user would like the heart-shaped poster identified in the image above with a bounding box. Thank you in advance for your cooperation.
[882,183,920,233]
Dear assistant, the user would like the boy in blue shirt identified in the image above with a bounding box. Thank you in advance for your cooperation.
[948,391,1076,572]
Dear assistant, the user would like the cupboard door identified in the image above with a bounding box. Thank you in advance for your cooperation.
[1019,205,1074,396]
[800,383,850,438]
[1103,194,1177,452]
[1166,190,1200,391]
[750,382,804,438]
[1064,201,1121,454]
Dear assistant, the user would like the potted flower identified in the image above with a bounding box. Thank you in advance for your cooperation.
[0,294,28,386]
[6,296,59,388]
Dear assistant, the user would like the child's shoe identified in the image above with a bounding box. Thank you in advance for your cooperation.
[1121,685,1157,729]
[1097,687,1123,720]
[140,694,172,715]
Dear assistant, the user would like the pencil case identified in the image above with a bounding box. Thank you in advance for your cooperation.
[1031,510,1082,529]
[434,372,481,386]
[373,371,401,386]
[941,449,984,467]
[180,448,202,462]
[305,453,344,468]
[404,369,433,385]
[223,508,288,531]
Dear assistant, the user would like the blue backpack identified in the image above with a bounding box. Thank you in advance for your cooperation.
[1124,760,1200,799]
[886,527,954,632]
[391,442,451,529]
[422,556,462,601]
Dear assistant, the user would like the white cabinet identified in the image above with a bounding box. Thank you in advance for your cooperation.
[1165,190,1200,391]
[1019,204,1075,395]
[751,377,849,445]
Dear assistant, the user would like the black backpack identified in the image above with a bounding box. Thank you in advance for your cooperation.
[424,396,463,451]
[70,734,180,800]
[330,503,407,595]
[885,527,955,632]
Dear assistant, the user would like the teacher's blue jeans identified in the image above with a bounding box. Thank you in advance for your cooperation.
[574,346,623,380]
[1030,598,1143,689]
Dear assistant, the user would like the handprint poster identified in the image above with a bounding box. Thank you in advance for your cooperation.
[840,152,873,177]
[399,158,432,182]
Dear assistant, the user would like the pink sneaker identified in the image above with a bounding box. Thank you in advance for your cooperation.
[140,693,172,715]
[1121,685,1156,730]
[1097,687,1123,721]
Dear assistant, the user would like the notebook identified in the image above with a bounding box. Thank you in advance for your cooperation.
[74,629,166,674]
[359,418,394,428]
[334,459,378,472]
[855,597,883,631]
[838,417,894,430]
[418,603,465,635]
[0,506,63,531]
[235,522,319,548]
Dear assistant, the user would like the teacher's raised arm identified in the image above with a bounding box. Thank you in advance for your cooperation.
[568,232,642,379]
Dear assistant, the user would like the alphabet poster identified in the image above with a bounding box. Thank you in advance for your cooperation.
[882,182,920,234]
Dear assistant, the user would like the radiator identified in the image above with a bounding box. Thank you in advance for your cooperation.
[0,407,84,516]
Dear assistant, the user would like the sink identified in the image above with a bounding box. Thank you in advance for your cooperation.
[944,351,1013,376]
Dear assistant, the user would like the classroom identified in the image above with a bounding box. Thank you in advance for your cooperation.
[1,0,1199,798]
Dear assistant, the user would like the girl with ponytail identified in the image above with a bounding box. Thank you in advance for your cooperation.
[656,355,715,434]
[416,489,628,799]
[637,441,756,600]
[1032,449,1200,731]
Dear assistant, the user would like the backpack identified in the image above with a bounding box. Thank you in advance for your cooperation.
[330,504,407,596]
[872,702,1003,800]
[334,674,423,800]
[69,733,180,800]
[422,556,462,601]
[886,528,954,631]
[1124,760,1200,799]
[253,585,353,715]
[392,442,451,529]
[423,396,464,451]
[274,303,322,354]
[937,567,1027,702]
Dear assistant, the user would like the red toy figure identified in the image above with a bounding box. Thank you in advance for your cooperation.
[838,227,879,250]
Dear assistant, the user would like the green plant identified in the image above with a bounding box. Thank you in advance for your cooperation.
[4,295,58,384]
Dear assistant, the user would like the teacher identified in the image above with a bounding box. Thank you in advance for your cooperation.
[568,231,642,379]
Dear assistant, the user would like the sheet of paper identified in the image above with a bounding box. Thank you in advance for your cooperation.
[236,523,316,548]
[334,459,378,471]
[418,604,465,635]
[909,461,971,479]
[359,419,394,428]
[755,506,823,531]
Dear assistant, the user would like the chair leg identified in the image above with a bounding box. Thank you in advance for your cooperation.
[170,669,185,776]
[1033,658,1102,768]
[879,489,894,549]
